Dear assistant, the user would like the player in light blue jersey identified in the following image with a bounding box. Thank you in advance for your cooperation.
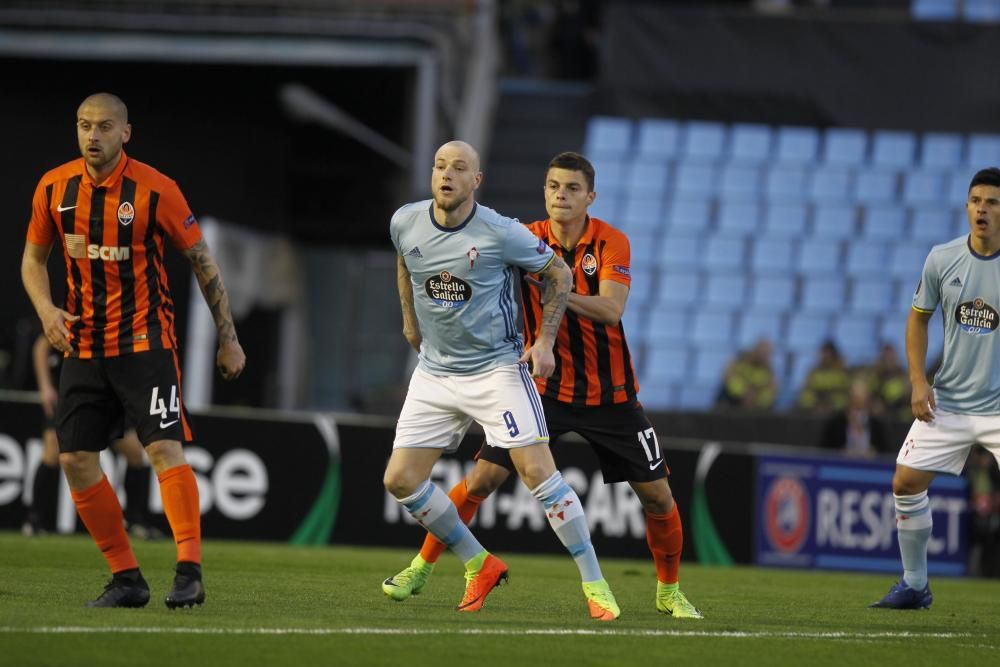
[383,140,621,620]
[872,167,1000,610]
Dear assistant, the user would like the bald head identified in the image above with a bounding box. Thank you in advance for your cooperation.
[78,92,128,123]
[435,140,480,172]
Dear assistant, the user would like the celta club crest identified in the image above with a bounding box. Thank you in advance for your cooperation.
[467,246,479,268]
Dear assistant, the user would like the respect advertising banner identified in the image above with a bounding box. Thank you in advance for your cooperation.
[755,453,968,575]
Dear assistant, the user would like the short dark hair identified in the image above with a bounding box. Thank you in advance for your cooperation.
[969,167,1000,192]
[547,152,595,192]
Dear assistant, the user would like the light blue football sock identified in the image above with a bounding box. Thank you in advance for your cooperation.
[895,491,932,591]
[532,471,603,583]
[398,480,485,563]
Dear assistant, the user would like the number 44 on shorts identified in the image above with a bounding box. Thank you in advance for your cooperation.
[150,385,180,428]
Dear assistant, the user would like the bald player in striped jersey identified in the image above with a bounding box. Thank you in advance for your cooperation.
[383,152,702,619]
[385,140,620,620]
[21,92,246,609]
[871,167,1000,609]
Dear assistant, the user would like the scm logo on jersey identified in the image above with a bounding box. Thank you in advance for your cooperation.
[425,271,473,308]
[88,245,131,261]
[955,298,998,335]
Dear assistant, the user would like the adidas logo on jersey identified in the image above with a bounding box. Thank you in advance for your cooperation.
[407,246,423,258]
[949,277,963,287]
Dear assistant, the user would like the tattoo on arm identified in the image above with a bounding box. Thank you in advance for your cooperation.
[397,256,421,347]
[538,256,571,342]
[183,239,238,344]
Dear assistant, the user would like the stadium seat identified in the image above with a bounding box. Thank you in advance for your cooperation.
[763,202,809,237]
[953,207,969,237]
[620,195,665,232]
[625,159,670,197]
[872,130,917,168]
[786,313,831,351]
[636,380,673,409]
[626,228,660,272]
[657,270,701,306]
[692,311,735,346]
[775,126,820,164]
[678,384,720,410]
[889,243,929,280]
[848,277,894,314]
[588,190,619,222]
[643,346,691,383]
[750,237,795,275]
[811,204,858,240]
[808,166,852,203]
[729,123,773,163]
[795,238,843,275]
[636,118,681,160]
[661,232,703,269]
[703,237,747,271]
[738,311,785,348]
[964,0,1000,22]
[854,168,899,204]
[586,116,632,157]
[627,267,658,305]
[823,127,868,165]
[966,133,1000,166]
[673,163,718,197]
[946,169,976,203]
[878,316,906,355]
[664,198,713,234]
[749,275,796,310]
[800,277,845,312]
[920,133,964,168]
[716,201,761,236]
[720,164,761,198]
[784,351,818,404]
[902,169,948,205]
[862,206,907,240]
[645,308,689,345]
[705,274,747,308]
[692,348,732,386]
[912,0,959,21]
[833,315,878,364]
[681,120,727,161]
[895,279,919,313]
[910,206,954,243]
[765,165,809,201]
[845,242,887,275]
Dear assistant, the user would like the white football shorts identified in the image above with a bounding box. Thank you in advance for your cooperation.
[897,409,1000,475]
[394,362,549,452]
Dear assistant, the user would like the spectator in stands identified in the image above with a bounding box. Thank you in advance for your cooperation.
[860,342,911,423]
[716,338,778,411]
[967,444,1000,578]
[797,340,851,415]
[818,376,891,457]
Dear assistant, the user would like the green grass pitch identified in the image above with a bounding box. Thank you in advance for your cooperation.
[0,532,997,666]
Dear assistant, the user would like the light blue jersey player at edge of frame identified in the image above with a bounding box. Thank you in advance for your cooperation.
[871,166,1000,611]
[382,141,621,621]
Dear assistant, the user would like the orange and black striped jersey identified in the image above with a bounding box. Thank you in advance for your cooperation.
[521,216,640,407]
[26,151,202,359]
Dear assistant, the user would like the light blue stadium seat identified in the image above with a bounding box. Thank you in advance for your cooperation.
[664,198,713,234]
[682,121,727,161]
[643,346,690,384]
[645,308,688,345]
[964,0,1000,22]
[878,316,905,355]
[785,351,818,405]
[627,267,658,306]
[966,133,1000,166]
[921,133,964,168]
[823,128,868,165]
[889,243,927,281]
[749,275,796,310]
[678,384,720,411]
[902,169,948,205]
[625,159,670,197]
[705,274,747,308]
[673,163,717,197]
[811,204,858,240]
[765,165,809,201]
[946,169,976,203]
[704,237,746,271]
[854,168,899,204]
[795,238,842,275]
[849,277,894,314]
[763,202,809,236]
[620,303,645,341]
[751,237,795,275]
[692,348,732,386]
[953,207,969,237]
[692,312,735,346]
[636,381,674,410]
[910,206,953,243]
[912,0,959,21]
[786,313,831,351]
[845,242,886,275]
[775,126,820,164]
[801,277,845,312]
[588,191,619,222]
[738,312,785,348]
[895,278,919,313]
[592,158,627,194]
[833,315,878,364]
[586,116,633,158]
[872,130,917,168]
[658,270,701,307]
[661,232,703,269]
[716,201,761,236]
[729,123,773,163]
[620,195,665,232]
[625,244,657,295]
[636,118,681,160]
[720,164,761,198]
[862,205,907,240]
[808,166,852,203]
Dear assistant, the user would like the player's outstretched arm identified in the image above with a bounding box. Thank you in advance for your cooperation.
[21,240,79,353]
[183,239,246,380]
[521,255,572,378]
[906,308,935,422]
[397,255,422,352]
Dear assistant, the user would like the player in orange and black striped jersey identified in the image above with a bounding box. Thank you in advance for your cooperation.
[382,152,704,619]
[21,93,246,609]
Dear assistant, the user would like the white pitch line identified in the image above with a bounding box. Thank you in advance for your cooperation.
[0,627,984,640]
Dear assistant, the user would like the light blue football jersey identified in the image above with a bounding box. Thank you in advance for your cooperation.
[390,200,555,375]
[913,235,1000,414]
